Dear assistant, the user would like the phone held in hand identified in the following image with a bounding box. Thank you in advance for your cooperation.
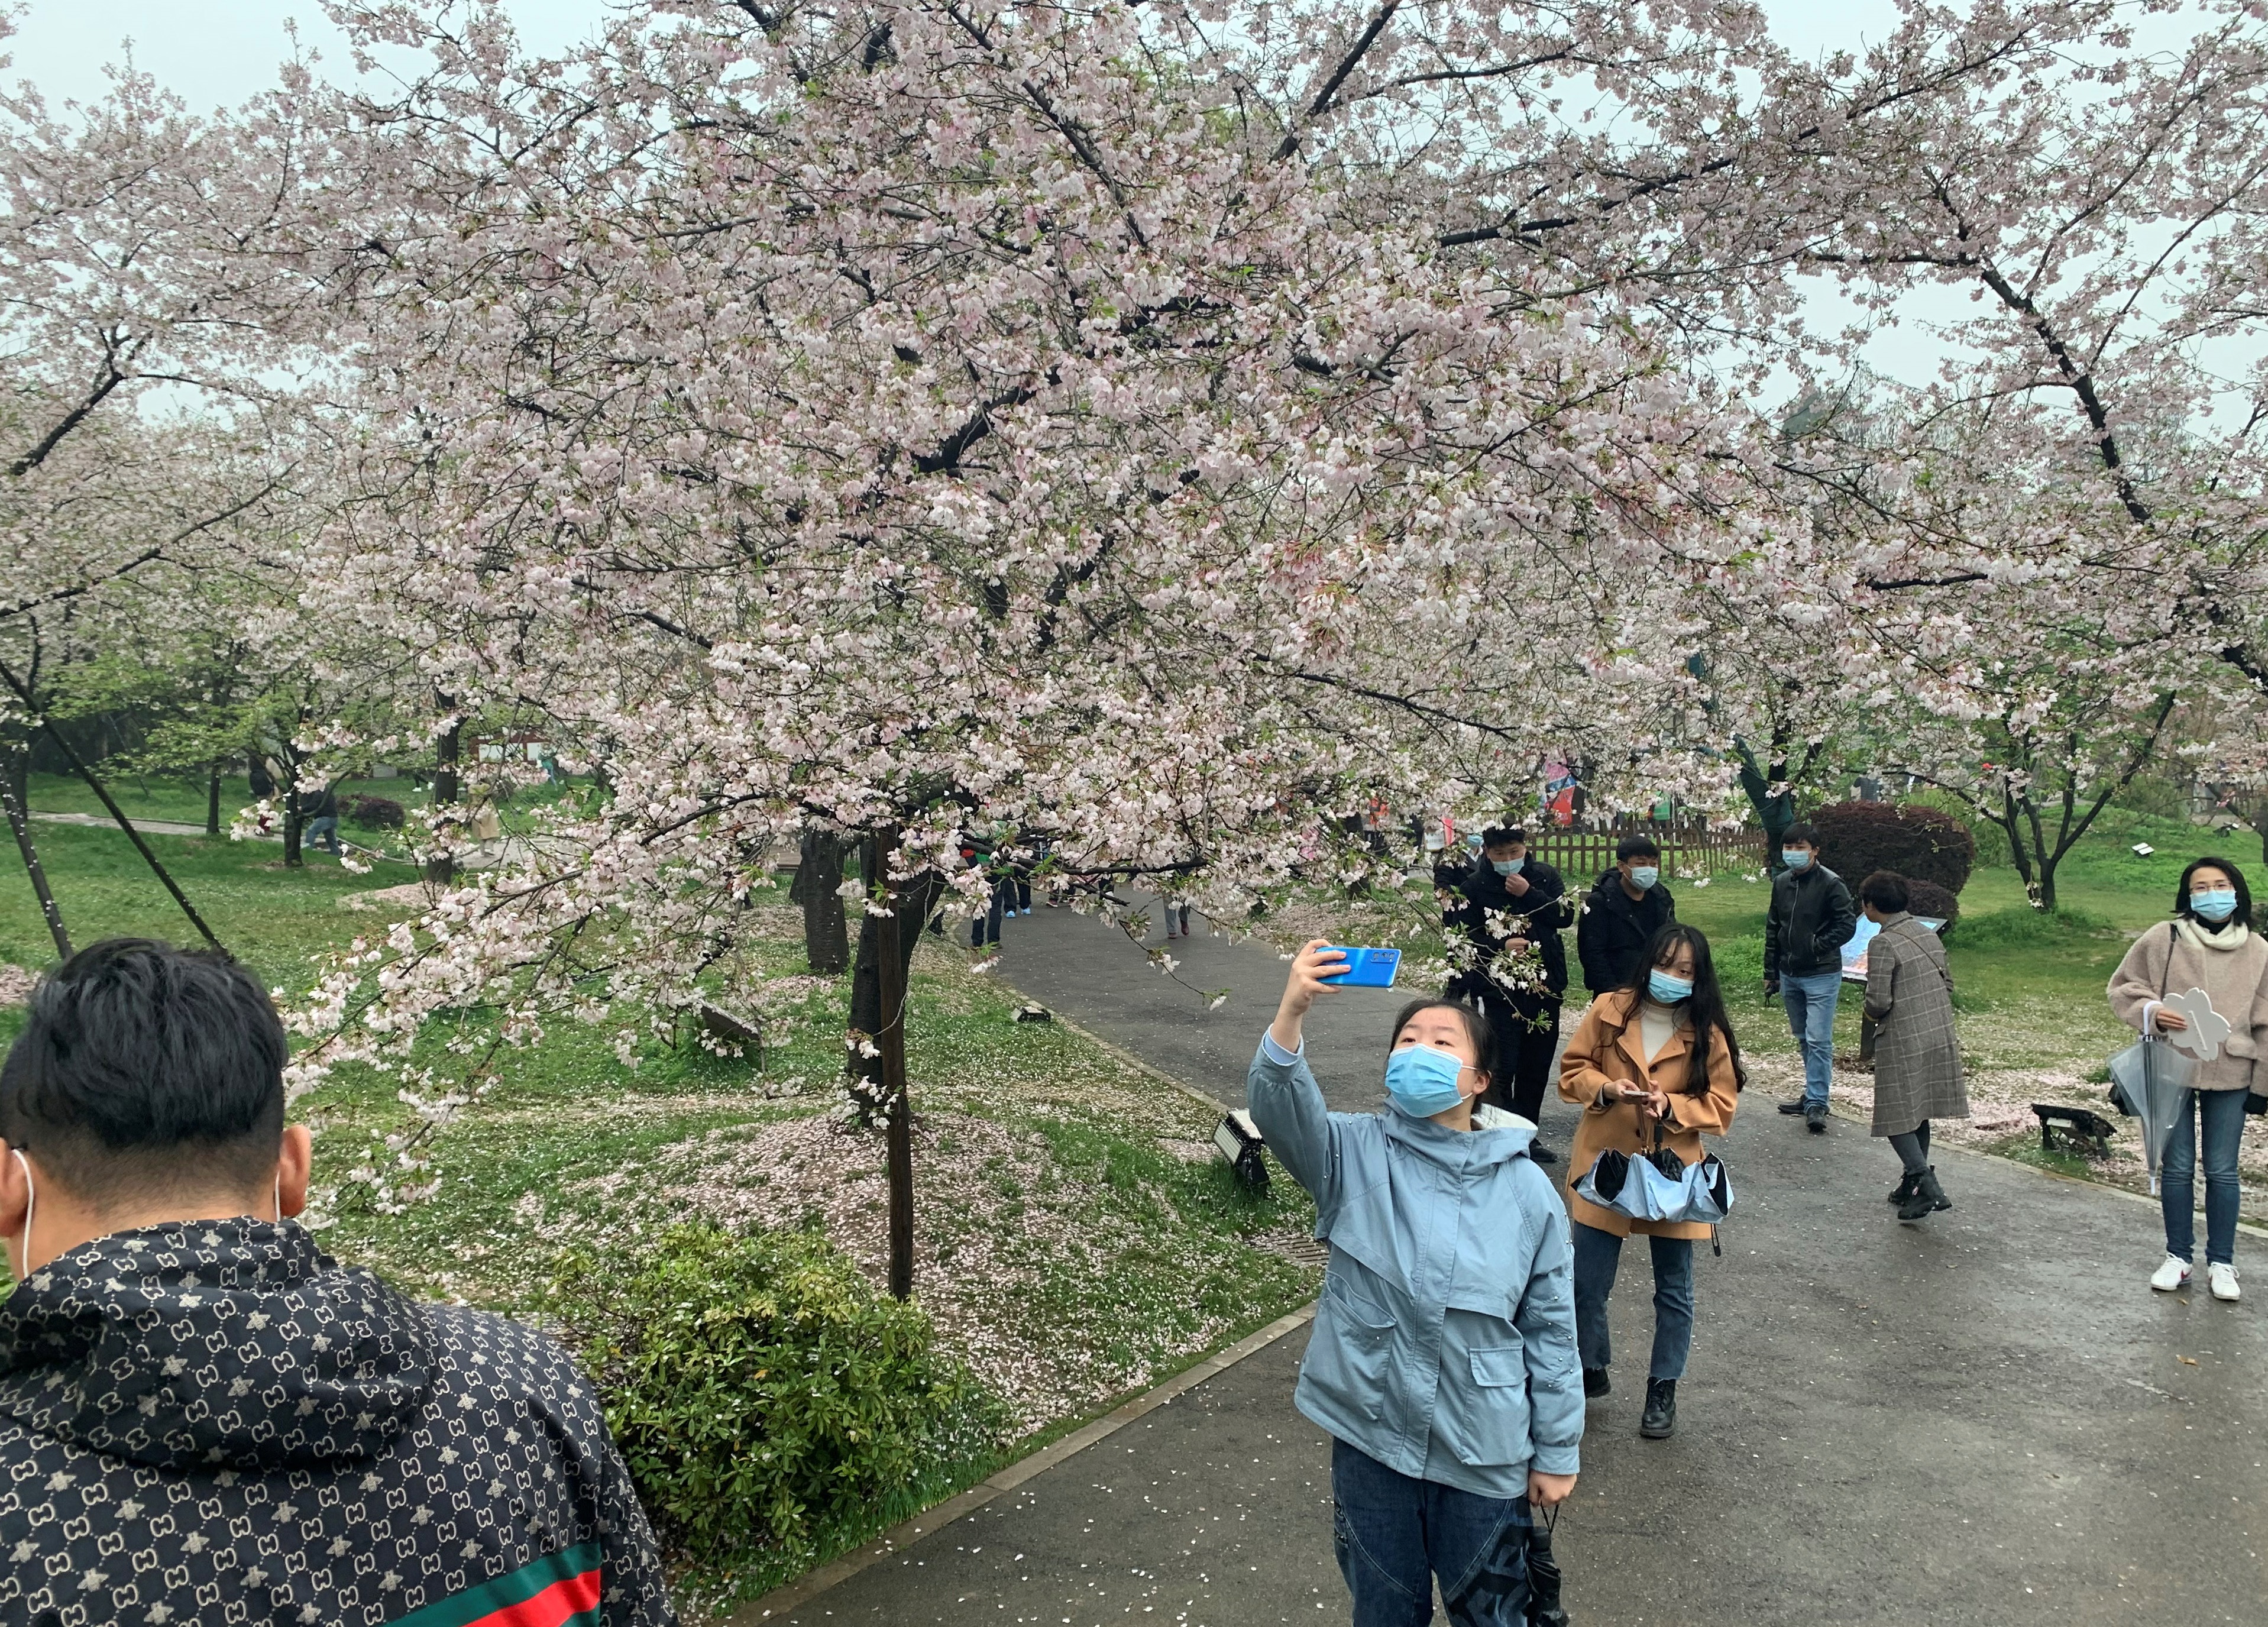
[1320,946,1402,988]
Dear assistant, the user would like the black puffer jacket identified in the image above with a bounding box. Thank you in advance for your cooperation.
[1575,869,1676,995]
[0,1220,674,1627]
[1436,856,1575,1008]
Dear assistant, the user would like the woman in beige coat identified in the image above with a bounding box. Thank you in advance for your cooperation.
[1559,923,1743,1441]
[2107,857,2268,1302]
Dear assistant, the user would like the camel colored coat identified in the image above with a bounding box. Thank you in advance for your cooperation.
[1557,990,1742,1240]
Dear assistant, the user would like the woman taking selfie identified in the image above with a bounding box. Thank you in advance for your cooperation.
[1248,941,1582,1627]
[1558,922,1744,1441]
[2108,856,2268,1302]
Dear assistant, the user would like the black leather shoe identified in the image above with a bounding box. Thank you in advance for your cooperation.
[1583,1367,1610,1399]
[1898,1166,1950,1221]
[1777,1096,1808,1115]
[1805,1104,1827,1133]
[1640,1378,1677,1439]
[1531,1143,1559,1166]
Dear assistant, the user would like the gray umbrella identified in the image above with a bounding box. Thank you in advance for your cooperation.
[2106,1036,2196,1196]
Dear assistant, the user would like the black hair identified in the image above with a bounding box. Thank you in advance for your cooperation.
[1858,871,1910,914]
[1607,923,1747,1095]
[1783,822,1821,848]
[1615,834,1661,862]
[1481,826,1527,849]
[1386,997,1494,1086]
[2175,856,2251,929]
[0,939,288,1205]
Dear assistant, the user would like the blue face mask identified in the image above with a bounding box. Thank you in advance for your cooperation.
[1491,857,1524,876]
[1648,970,1693,1004]
[1628,865,1659,891]
[2193,888,2238,923]
[1385,1044,1468,1119]
[1782,849,1813,871]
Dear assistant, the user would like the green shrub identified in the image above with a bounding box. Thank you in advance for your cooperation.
[346,793,406,830]
[548,1224,999,1563]
[1956,904,2117,949]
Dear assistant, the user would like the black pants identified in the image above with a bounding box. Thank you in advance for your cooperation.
[1457,980,1561,1129]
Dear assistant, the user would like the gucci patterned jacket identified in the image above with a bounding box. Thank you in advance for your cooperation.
[0,1220,676,1627]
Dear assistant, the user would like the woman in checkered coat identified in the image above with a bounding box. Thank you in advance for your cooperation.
[1859,871,1968,1222]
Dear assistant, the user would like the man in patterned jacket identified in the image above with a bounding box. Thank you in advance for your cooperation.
[0,939,676,1627]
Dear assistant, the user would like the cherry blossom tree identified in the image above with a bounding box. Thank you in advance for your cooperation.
[271,0,1771,1289]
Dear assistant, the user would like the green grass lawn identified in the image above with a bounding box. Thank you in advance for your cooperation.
[0,823,1320,1616]
[24,769,429,831]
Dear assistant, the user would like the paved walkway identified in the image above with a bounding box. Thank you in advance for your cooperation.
[776,895,2267,1626]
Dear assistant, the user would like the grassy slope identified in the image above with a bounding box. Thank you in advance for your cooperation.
[0,826,1320,1613]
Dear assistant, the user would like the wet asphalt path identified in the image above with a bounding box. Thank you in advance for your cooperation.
[779,897,2268,1626]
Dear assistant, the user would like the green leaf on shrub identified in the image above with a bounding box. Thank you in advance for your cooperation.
[546,1224,1000,1563]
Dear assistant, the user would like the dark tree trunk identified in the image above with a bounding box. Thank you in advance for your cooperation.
[2,732,70,959]
[34,717,222,950]
[283,779,305,868]
[846,832,947,1302]
[427,697,461,887]
[206,767,222,837]
[799,829,850,974]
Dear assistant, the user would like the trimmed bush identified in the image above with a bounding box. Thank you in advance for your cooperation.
[1903,878,1960,934]
[548,1225,997,1563]
[1811,801,1975,895]
[345,793,406,830]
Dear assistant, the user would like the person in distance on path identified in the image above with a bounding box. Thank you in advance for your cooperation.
[1766,823,1858,1133]
[2107,856,2268,1303]
[1249,942,1581,1627]
[1438,823,1577,1166]
[0,939,676,1627]
[1558,923,1744,1441]
[1856,871,1968,1221]
[1575,833,1674,997]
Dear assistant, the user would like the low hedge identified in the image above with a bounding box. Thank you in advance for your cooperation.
[548,1224,998,1564]
[345,794,407,830]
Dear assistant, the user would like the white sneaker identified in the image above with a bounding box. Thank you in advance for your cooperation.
[2150,1254,2192,1292]
[2208,1262,2241,1302]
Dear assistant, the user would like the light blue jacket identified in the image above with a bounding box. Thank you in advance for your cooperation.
[1248,1036,1582,1496]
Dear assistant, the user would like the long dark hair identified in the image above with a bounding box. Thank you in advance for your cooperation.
[2174,856,2251,929]
[1609,923,1747,1095]
[1385,997,1494,1086]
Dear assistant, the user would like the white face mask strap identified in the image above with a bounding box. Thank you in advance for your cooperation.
[11,1149,33,1282]
[273,1175,283,1226]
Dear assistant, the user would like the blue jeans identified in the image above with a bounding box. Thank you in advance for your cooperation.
[305,814,340,855]
[1781,971,1843,1107]
[2162,1088,2248,1267]
[1571,1221,1694,1381]
[1330,1439,1531,1627]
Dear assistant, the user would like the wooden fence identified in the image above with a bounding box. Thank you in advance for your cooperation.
[1524,819,1767,881]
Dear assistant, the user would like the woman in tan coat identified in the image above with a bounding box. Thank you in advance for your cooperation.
[1558,923,1743,1442]
[2107,856,2268,1303]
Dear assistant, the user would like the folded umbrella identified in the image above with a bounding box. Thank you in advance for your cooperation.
[2106,1036,2194,1196]
[1526,1500,1570,1627]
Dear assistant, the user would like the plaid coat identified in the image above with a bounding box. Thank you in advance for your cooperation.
[1863,912,1967,1136]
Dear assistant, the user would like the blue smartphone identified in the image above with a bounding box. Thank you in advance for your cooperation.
[1320,946,1402,988]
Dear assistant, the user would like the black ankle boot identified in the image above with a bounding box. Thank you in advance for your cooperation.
[1888,1169,1920,1206]
[1897,1166,1949,1221]
[1583,1366,1610,1399]
[1640,1378,1677,1438]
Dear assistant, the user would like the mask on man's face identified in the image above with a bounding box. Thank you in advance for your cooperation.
[1491,856,1525,876]
[1782,849,1814,871]
[1628,865,1659,891]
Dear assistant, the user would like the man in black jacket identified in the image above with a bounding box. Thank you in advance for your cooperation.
[1764,821,1860,1132]
[1576,833,1675,996]
[0,939,676,1627]
[1438,824,1575,1163]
